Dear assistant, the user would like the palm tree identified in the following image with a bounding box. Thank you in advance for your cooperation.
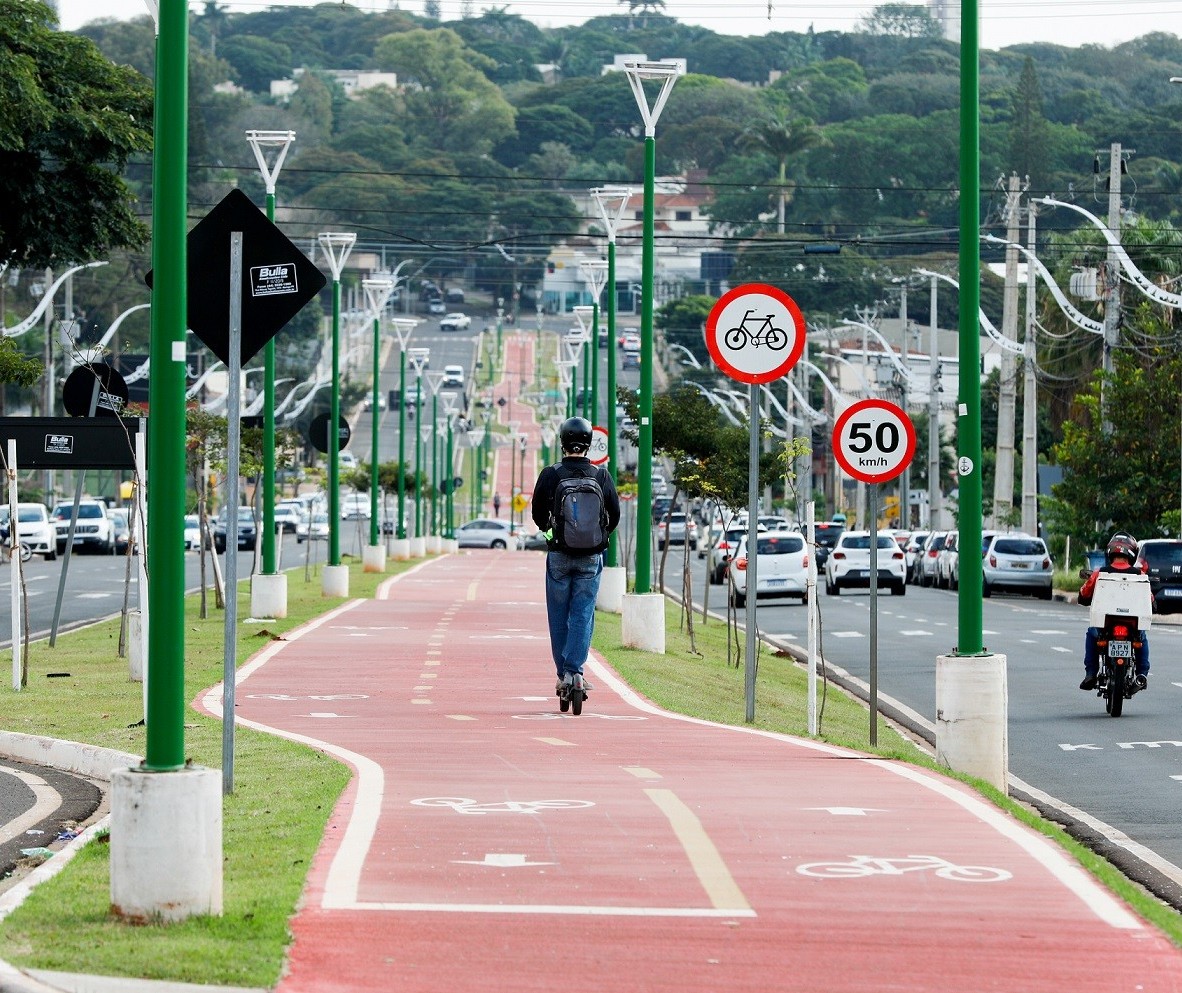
[199,1,229,58]
[739,112,827,234]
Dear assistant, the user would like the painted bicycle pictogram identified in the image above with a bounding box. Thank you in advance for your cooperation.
[410,797,595,815]
[723,309,789,351]
[796,855,1011,882]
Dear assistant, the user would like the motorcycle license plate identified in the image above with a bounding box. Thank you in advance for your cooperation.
[1109,640,1133,659]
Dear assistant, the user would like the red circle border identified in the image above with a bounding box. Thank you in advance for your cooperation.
[705,283,806,385]
[831,398,917,484]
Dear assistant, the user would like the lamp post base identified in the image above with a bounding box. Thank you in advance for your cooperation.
[426,536,443,554]
[936,652,1008,791]
[362,544,386,573]
[621,592,665,654]
[251,573,288,619]
[321,564,349,597]
[597,566,627,613]
[391,538,410,561]
[110,765,222,922]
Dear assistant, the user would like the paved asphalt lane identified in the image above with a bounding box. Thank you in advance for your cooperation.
[0,761,100,889]
[195,550,1182,993]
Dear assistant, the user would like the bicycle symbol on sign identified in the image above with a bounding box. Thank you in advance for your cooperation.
[796,854,1011,882]
[723,309,789,351]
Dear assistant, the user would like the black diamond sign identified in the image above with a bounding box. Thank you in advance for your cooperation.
[146,188,326,366]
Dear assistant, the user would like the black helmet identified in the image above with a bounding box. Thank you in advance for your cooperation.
[1106,531,1138,566]
[559,416,593,454]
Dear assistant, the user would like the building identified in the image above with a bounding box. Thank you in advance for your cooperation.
[270,68,399,103]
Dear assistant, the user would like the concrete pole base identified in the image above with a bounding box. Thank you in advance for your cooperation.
[621,592,666,654]
[321,564,350,597]
[128,611,143,682]
[391,538,410,561]
[110,765,222,922]
[250,573,288,619]
[362,544,386,573]
[409,537,426,558]
[426,536,442,554]
[447,538,459,553]
[597,566,627,613]
[936,652,1008,791]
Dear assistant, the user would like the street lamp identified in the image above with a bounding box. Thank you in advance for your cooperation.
[390,318,419,555]
[246,129,295,599]
[440,391,460,540]
[362,276,395,570]
[408,350,428,549]
[571,306,595,418]
[424,370,446,544]
[622,57,682,599]
[317,231,356,594]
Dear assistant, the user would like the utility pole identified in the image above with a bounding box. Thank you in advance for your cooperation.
[992,173,1022,527]
[1021,202,1039,537]
[928,274,943,530]
[1101,142,1123,434]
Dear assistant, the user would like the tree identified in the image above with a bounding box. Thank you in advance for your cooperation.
[0,0,153,268]
[218,34,293,93]
[738,111,827,233]
[1008,58,1050,190]
[857,4,942,39]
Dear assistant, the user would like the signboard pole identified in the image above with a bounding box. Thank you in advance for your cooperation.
[49,377,101,646]
[806,500,817,736]
[222,232,244,795]
[869,483,879,746]
[9,440,20,691]
[744,381,759,723]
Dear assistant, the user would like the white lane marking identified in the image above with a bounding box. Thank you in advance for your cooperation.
[0,766,62,845]
[1052,647,1073,653]
[899,630,932,637]
[623,767,661,780]
[453,853,554,867]
[535,737,575,747]
[1032,629,1068,635]
[830,631,864,639]
[445,715,476,721]
[804,807,884,816]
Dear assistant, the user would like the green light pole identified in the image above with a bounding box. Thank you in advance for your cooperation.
[579,263,608,427]
[245,130,295,586]
[408,351,427,540]
[590,187,631,569]
[623,59,682,595]
[362,277,394,558]
[441,391,459,539]
[425,371,444,536]
[390,319,418,545]
[572,304,595,422]
[467,423,486,517]
[317,232,356,583]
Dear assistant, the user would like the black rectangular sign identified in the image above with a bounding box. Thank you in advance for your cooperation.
[0,417,144,470]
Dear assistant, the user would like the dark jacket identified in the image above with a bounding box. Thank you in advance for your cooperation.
[531,456,621,555]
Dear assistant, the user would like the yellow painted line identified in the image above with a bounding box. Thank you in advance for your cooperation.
[445,714,476,721]
[535,737,577,747]
[645,788,751,912]
[410,699,432,705]
[623,767,661,780]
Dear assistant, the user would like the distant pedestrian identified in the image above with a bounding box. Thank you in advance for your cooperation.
[493,492,502,516]
[531,417,620,699]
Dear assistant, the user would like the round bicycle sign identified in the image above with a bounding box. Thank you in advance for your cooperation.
[832,398,916,484]
[705,283,806,385]
[588,425,609,466]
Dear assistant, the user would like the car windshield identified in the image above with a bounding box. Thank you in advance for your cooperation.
[815,526,844,548]
[17,508,44,522]
[756,535,804,555]
[993,538,1045,556]
[842,535,897,550]
[1143,542,1182,566]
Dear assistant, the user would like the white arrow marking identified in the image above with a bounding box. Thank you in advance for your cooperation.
[1059,743,1103,751]
[899,630,932,637]
[453,853,554,867]
[1171,776,1182,781]
[302,712,350,719]
[804,807,885,816]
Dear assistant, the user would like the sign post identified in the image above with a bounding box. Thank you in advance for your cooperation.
[832,398,916,745]
[705,283,806,722]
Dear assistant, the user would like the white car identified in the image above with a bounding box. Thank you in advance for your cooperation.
[621,332,641,353]
[51,499,115,555]
[825,530,906,596]
[442,364,465,388]
[4,503,57,560]
[728,532,809,608]
[439,312,471,331]
[338,451,358,469]
[341,492,370,520]
[427,299,446,314]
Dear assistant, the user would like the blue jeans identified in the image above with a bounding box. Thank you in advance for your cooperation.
[1084,627,1150,679]
[545,551,603,679]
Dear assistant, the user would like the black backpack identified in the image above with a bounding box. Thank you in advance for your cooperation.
[552,464,608,553]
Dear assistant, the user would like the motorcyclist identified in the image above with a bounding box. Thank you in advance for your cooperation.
[1076,532,1150,691]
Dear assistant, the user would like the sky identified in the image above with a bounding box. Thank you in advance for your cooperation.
[55,0,1182,52]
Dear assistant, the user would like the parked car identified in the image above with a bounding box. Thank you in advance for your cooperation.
[981,533,1053,599]
[903,531,930,582]
[917,530,949,587]
[936,530,959,590]
[824,530,906,596]
[456,518,517,549]
[656,512,697,551]
[1135,539,1182,611]
[6,503,57,561]
[728,532,809,608]
[520,530,550,551]
[108,507,133,556]
[439,312,471,331]
[214,507,258,553]
[52,499,115,555]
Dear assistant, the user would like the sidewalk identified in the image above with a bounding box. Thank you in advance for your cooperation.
[6,548,1182,991]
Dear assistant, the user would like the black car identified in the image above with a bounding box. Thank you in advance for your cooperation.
[214,508,258,553]
[812,521,845,568]
[1135,539,1182,612]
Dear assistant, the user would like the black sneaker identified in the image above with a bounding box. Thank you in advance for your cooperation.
[1079,675,1098,691]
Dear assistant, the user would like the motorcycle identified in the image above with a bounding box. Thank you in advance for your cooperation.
[1086,571,1153,717]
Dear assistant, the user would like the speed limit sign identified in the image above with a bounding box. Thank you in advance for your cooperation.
[832,398,916,484]
[588,425,609,466]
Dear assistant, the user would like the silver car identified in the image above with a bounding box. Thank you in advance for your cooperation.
[982,533,1053,599]
[456,518,518,549]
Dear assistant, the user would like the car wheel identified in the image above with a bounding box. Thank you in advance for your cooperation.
[1039,585,1053,600]
[490,539,506,549]
[44,550,56,562]
[730,591,745,609]
[982,579,992,598]
[892,581,905,596]
[657,542,665,551]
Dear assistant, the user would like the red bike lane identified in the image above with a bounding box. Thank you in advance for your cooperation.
[201,551,1182,992]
